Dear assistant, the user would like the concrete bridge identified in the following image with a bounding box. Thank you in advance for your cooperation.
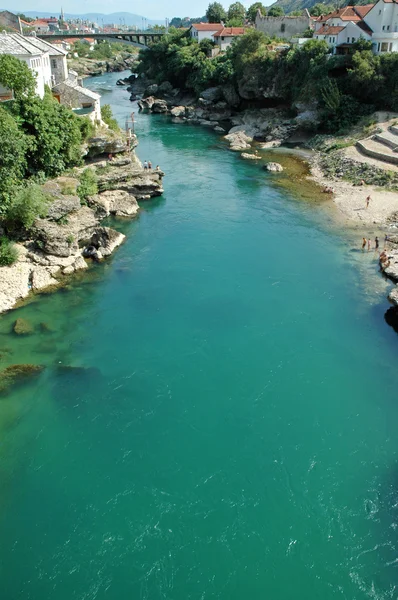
[37,31,164,48]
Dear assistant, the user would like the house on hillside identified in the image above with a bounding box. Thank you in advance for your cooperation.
[189,23,223,42]
[25,34,69,85]
[255,9,313,40]
[212,26,246,50]
[313,1,398,54]
[53,70,101,122]
[0,31,52,98]
[30,19,51,34]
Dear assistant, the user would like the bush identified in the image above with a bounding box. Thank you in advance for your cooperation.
[6,185,51,231]
[77,169,98,203]
[101,104,119,131]
[0,236,18,266]
[78,117,95,140]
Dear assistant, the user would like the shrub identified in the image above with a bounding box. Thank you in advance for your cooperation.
[0,236,18,266]
[78,117,95,140]
[101,104,119,131]
[77,168,98,203]
[6,185,51,231]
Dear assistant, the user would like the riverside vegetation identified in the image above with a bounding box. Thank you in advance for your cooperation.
[0,55,164,314]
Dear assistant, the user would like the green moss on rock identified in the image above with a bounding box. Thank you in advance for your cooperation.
[13,318,34,335]
[0,364,44,394]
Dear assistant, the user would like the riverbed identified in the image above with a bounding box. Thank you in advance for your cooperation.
[0,71,398,600]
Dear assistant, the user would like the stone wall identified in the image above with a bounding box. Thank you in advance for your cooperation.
[255,10,312,40]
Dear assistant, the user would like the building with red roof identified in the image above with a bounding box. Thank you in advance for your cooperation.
[189,22,223,42]
[213,26,246,50]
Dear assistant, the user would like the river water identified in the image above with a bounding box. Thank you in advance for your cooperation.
[1,71,398,600]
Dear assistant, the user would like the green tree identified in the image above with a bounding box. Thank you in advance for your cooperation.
[15,89,82,177]
[6,185,50,231]
[310,3,332,16]
[205,2,227,22]
[77,168,98,202]
[0,106,29,214]
[101,104,119,131]
[227,1,246,24]
[290,10,303,16]
[268,6,284,16]
[0,55,36,100]
[246,2,266,22]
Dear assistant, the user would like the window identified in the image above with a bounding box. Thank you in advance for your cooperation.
[378,42,380,51]
[51,59,57,68]
[379,9,382,14]
[387,25,390,30]
[351,37,355,42]
[389,42,393,51]
[281,23,285,32]
[221,36,224,40]
[347,37,350,43]
[381,42,388,51]
[382,25,385,30]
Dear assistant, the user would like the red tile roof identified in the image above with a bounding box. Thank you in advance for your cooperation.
[315,25,345,35]
[191,22,222,31]
[353,4,374,17]
[213,27,245,37]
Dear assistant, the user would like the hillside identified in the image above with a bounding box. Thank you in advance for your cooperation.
[13,11,163,27]
[268,0,369,14]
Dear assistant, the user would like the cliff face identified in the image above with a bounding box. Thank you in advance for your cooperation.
[0,138,164,314]
[267,0,366,15]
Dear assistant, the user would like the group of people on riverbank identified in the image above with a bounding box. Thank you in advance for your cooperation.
[362,236,380,251]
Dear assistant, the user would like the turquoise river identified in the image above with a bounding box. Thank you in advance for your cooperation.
[1,71,398,600]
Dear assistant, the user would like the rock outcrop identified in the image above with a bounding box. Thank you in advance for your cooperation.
[265,162,284,172]
[224,130,253,151]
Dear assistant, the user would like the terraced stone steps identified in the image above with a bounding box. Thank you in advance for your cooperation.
[356,125,398,166]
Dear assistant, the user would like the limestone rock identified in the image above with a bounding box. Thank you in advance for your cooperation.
[199,87,222,103]
[224,130,252,151]
[152,99,169,113]
[389,285,398,305]
[13,318,34,335]
[222,84,240,107]
[241,152,261,160]
[265,162,284,172]
[143,83,159,97]
[97,190,139,217]
[47,196,81,221]
[87,135,127,157]
[97,165,164,198]
[90,227,125,257]
[171,106,186,118]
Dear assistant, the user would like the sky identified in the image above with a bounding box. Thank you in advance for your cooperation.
[1,0,269,20]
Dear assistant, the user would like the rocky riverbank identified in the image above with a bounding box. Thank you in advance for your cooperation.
[0,134,164,314]
[68,54,139,78]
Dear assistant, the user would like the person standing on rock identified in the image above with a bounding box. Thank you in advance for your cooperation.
[366,195,371,209]
[362,237,367,250]
[368,238,371,251]
[375,236,379,250]
[143,160,148,170]
[148,161,152,170]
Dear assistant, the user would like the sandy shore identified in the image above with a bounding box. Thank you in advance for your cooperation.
[310,159,398,228]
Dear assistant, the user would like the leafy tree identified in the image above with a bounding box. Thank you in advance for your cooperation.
[199,38,215,56]
[0,106,29,214]
[101,104,119,131]
[268,6,284,17]
[246,2,266,22]
[170,17,182,27]
[290,10,303,16]
[15,89,82,177]
[6,185,50,230]
[227,2,246,24]
[77,169,98,203]
[206,2,227,22]
[0,55,36,99]
[310,3,332,16]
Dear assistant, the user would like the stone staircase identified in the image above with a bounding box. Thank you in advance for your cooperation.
[356,124,398,166]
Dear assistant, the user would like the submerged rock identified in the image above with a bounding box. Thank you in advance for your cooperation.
[224,130,252,151]
[13,318,34,335]
[241,152,261,160]
[265,162,284,172]
[0,364,44,394]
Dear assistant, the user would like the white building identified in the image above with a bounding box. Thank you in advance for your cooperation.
[314,0,398,54]
[212,26,246,51]
[189,22,223,42]
[24,34,69,85]
[0,31,52,98]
